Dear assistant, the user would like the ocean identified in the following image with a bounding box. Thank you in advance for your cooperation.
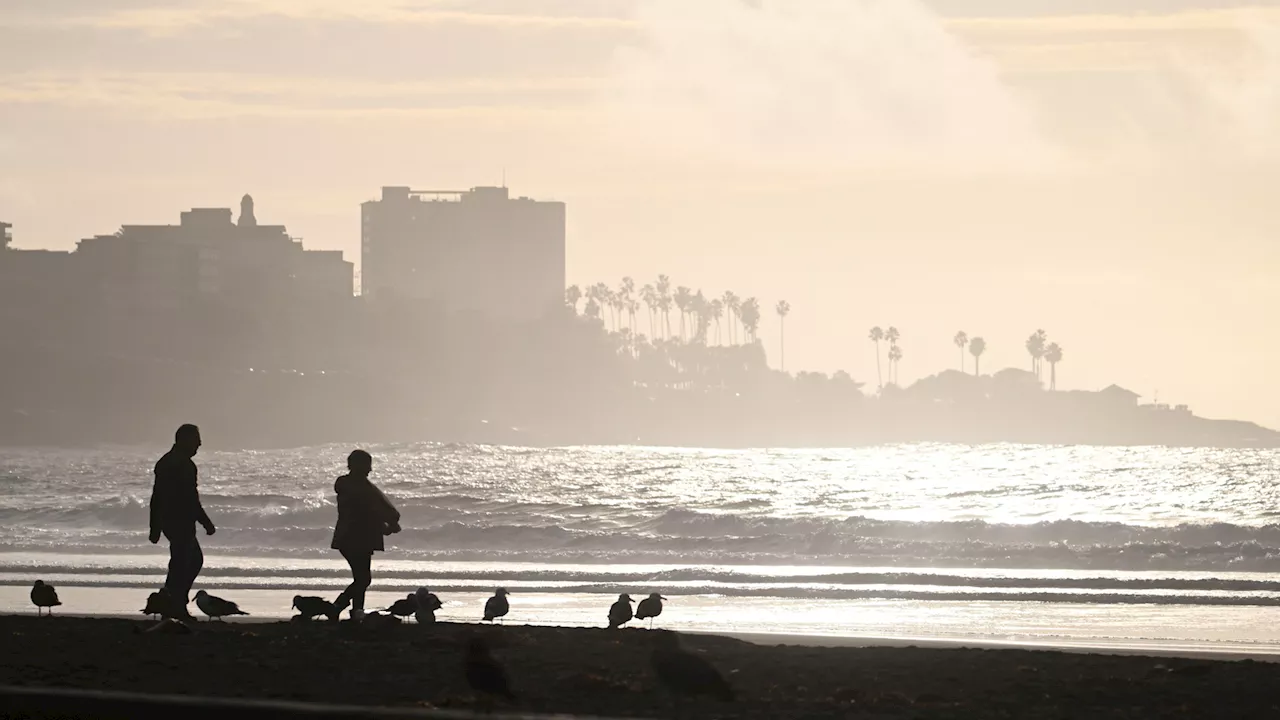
[4,442,1280,652]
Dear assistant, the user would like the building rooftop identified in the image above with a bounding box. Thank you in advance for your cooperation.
[1100,384,1141,398]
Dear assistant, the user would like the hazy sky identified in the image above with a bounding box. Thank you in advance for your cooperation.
[2,0,1279,427]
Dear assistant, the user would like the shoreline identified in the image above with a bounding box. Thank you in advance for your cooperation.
[10,608,1280,663]
[4,615,1279,719]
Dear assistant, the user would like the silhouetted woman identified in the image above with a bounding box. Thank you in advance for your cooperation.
[331,449,400,621]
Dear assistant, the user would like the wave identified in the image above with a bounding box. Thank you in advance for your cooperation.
[13,498,1280,571]
[6,563,1280,593]
[1,573,1278,606]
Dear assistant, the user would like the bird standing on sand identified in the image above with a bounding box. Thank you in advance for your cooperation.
[194,590,248,621]
[142,590,170,620]
[465,635,516,710]
[415,587,443,624]
[650,630,734,703]
[30,580,61,616]
[636,592,666,629]
[386,594,418,619]
[483,588,510,623]
[292,595,338,621]
[608,593,635,629]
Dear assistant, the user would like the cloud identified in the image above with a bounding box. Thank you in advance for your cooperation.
[605,0,1060,173]
[0,71,601,119]
[1173,11,1280,158]
[25,0,639,35]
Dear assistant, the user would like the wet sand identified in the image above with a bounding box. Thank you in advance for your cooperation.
[3,615,1279,719]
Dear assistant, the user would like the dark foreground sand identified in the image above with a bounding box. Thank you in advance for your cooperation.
[2,615,1279,719]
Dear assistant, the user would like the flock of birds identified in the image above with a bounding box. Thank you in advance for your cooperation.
[27,580,732,706]
[31,580,668,629]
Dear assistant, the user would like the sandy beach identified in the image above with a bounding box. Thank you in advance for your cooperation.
[4,615,1279,719]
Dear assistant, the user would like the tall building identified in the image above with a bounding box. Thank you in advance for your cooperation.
[0,221,10,251]
[76,195,353,315]
[361,186,566,320]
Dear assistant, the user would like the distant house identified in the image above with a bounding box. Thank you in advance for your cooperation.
[1097,384,1141,408]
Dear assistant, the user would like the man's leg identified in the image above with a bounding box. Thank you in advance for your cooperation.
[179,536,204,603]
[164,533,191,604]
[163,533,202,618]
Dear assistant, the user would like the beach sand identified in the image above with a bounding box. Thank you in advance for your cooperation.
[3,615,1279,719]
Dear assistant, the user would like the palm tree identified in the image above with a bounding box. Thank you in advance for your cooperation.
[775,300,791,371]
[739,298,762,342]
[709,299,725,345]
[641,284,657,338]
[722,291,740,345]
[610,289,626,332]
[954,331,969,372]
[674,286,693,341]
[1044,342,1064,391]
[885,327,901,384]
[620,277,636,330]
[565,285,582,313]
[869,327,884,389]
[693,291,711,345]
[1026,329,1047,378]
[656,275,672,340]
[888,344,903,386]
[969,337,987,376]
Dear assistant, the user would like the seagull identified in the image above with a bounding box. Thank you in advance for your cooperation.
[194,590,248,621]
[292,595,338,621]
[386,594,418,619]
[635,592,666,629]
[414,587,442,624]
[650,630,734,704]
[483,588,510,624]
[465,635,516,711]
[30,580,61,616]
[608,593,634,629]
[141,590,170,620]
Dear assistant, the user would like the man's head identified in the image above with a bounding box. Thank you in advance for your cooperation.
[347,449,372,476]
[174,424,202,456]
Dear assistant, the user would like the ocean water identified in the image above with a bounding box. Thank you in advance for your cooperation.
[5,443,1280,651]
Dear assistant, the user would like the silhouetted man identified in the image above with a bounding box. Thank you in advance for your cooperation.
[149,424,215,621]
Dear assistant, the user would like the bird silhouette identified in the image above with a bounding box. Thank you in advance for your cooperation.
[483,588,510,623]
[608,593,634,629]
[465,635,516,711]
[650,630,734,703]
[194,590,248,621]
[141,590,170,620]
[292,595,338,621]
[30,580,61,616]
[386,594,418,619]
[414,587,443,624]
[635,592,666,629]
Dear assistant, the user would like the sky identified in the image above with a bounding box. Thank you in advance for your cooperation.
[1,0,1279,427]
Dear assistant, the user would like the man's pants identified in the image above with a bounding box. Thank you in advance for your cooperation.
[164,532,204,606]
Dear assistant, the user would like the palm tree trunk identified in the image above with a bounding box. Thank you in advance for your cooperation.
[780,320,785,371]
[1050,362,1057,391]
[976,356,981,377]
[875,341,882,389]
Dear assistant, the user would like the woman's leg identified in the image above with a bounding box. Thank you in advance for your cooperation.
[350,551,372,611]
[335,549,372,612]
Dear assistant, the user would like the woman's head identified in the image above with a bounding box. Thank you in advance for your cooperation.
[347,449,373,476]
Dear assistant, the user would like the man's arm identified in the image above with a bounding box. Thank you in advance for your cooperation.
[190,461,214,535]
[149,462,167,543]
